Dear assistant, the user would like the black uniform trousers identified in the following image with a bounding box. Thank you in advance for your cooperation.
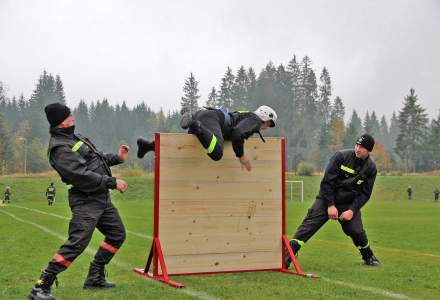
[46,192,126,274]
[294,197,368,248]
[190,110,224,161]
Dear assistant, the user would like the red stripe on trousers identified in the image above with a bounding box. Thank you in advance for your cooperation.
[52,252,72,267]
[100,241,118,254]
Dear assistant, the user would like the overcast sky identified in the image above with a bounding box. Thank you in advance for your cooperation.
[1,0,439,120]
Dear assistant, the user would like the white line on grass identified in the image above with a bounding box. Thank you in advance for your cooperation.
[321,278,418,300]
[315,238,440,260]
[0,209,218,300]
[6,205,419,300]
[9,204,152,240]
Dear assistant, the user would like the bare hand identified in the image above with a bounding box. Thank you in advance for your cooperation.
[116,179,128,193]
[239,156,252,172]
[328,205,339,220]
[118,144,130,162]
[339,209,354,221]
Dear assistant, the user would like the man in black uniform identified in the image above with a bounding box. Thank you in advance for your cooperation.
[137,105,277,171]
[46,182,56,206]
[407,186,413,200]
[29,103,130,300]
[286,134,380,267]
[4,186,11,203]
[434,188,439,202]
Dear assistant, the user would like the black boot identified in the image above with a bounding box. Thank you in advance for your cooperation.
[83,262,116,289]
[285,239,302,269]
[359,246,380,266]
[136,138,155,159]
[28,271,57,300]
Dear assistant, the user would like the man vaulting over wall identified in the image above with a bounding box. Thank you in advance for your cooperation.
[136,105,277,171]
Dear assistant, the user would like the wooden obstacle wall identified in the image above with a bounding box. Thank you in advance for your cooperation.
[157,133,283,275]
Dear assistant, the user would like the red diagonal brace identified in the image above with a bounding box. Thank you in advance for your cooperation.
[134,238,185,288]
[280,235,319,278]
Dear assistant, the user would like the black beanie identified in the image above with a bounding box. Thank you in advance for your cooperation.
[44,103,71,127]
[356,134,375,152]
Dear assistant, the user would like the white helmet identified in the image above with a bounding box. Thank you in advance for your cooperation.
[254,105,277,127]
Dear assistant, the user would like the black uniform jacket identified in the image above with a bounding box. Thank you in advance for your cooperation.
[211,109,262,158]
[318,149,377,212]
[47,126,121,196]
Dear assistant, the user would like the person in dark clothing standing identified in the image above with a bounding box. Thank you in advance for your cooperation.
[407,186,413,200]
[434,188,439,202]
[29,103,130,300]
[286,134,380,268]
[136,105,277,171]
[46,182,56,206]
[4,186,11,203]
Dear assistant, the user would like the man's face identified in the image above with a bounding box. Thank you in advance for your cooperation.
[59,114,75,128]
[260,121,271,130]
[354,144,369,159]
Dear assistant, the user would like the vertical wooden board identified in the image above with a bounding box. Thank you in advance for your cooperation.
[157,133,283,274]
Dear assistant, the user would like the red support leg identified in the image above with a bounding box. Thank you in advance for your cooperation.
[133,238,185,288]
[276,235,319,278]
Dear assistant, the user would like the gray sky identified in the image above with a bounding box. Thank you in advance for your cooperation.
[1,0,439,120]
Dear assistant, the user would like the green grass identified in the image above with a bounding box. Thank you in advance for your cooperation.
[1,175,439,299]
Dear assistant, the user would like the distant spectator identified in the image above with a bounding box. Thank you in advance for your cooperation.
[407,186,412,200]
[434,188,439,202]
[4,186,11,203]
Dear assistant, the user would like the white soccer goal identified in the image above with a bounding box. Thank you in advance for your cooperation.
[285,180,304,202]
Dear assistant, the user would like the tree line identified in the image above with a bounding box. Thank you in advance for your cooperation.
[1,55,439,174]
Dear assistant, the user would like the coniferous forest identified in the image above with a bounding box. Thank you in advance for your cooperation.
[1,55,439,174]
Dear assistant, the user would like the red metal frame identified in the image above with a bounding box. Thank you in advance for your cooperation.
[134,135,318,288]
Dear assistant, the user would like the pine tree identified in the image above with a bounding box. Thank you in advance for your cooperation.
[206,87,218,108]
[331,96,345,120]
[232,66,249,110]
[28,71,59,142]
[395,88,428,173]
[73,100,90,133]
[218,67,235,109]
[318,67,332,126]
[55,75,66,103]
[246,67,257,108]
[344,110,363,147]
[0,113,15,174]
[428,113,440,170]
[389,112,400,149]
[369,111,381,138]
[379,115,390,149]
[363,112,372,134]
[328,96,345,153]
[180,72,200,114]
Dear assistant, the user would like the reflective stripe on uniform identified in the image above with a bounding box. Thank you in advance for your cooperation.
[71,141,84,152]
[356,179,364,185]
[207,135,217,154]
[52,252,72,267]
[100,241,118,254]
[358,242,370,249]
[340,164,355,174]
[293,239,305,246]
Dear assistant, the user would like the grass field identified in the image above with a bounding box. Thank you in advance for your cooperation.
[1,175,439,300]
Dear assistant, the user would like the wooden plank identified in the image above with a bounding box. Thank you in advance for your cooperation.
[159,180,281,200]
[161,233,281,256]
[159,216,281,243]
[159,199,281,217]
[159,133,282,160]
[164,251,282,274]
[160,159,281,183]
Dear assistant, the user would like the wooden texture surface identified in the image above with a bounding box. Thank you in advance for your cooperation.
[158,133,283,274]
